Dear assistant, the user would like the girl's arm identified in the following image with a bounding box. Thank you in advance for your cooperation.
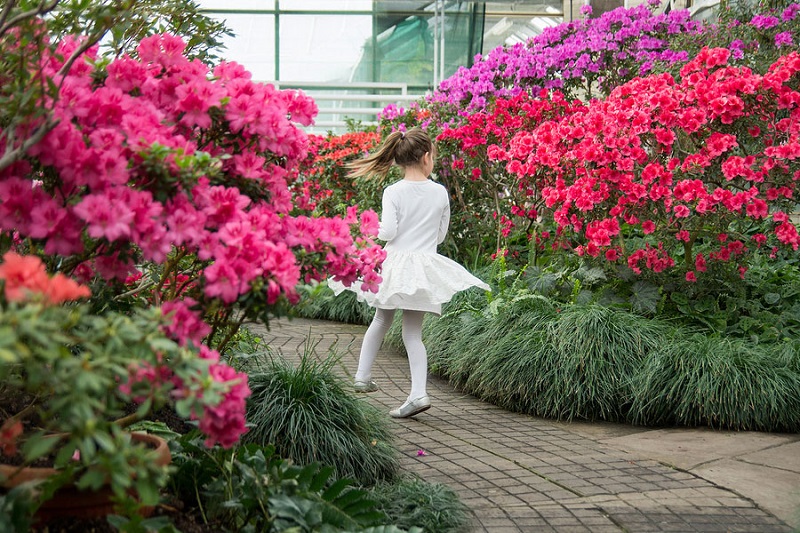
[437,194,450,244]
[378,189,398,242]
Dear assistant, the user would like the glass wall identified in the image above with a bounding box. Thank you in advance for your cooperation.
[198,1,563,87]
[197,1,563,130]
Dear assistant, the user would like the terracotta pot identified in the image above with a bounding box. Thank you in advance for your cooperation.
[0,432,171,522]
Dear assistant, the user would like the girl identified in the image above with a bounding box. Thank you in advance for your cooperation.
[332,127,489,418]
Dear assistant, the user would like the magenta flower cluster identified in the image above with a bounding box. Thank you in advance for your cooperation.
[427,4,702,111]
[1,32,385,448]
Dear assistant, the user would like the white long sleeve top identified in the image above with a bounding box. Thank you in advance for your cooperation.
[377,179,450,254]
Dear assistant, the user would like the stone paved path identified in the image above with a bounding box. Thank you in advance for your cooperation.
[251,317,798,533]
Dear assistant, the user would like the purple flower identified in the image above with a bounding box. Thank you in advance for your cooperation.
[729,39,745,60]
[775,31,794,47]
[749,15,780,29]
[580,4,593,15]
[782,3,800,21]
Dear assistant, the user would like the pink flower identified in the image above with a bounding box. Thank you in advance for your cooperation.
[359,210,380,236]
[73,193,134,242]
[673,205,690,218]
[685,271,697,282]
[162,298,211,347]
[284,89,318,127]
[94,252,136,281]
[695,253,707,272]
[204,258,247,304]
[195,364,250,448]
[175,80,224,129]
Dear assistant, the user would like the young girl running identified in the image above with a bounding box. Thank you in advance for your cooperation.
[332,127,489,418]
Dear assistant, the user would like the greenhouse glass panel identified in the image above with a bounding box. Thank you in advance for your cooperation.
[211,13,276,81]
[279,15,372,82]
[279,0,372,10]
[199,0,275,11]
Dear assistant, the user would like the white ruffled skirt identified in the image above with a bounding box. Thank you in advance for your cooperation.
[329,250,490,315]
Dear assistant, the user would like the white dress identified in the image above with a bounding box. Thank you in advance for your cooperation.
[331,179,490,315]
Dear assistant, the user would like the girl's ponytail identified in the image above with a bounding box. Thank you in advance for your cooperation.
[348,128,431,179]
[348,131,404,178]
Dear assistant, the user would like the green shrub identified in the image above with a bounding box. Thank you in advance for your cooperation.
[533,305,670,421]
[629,335,800,431]
[296,282,376,326]
[169,435,410,532]
[369,477,472,533]
[242,348,399,486]
[397,297,669,423]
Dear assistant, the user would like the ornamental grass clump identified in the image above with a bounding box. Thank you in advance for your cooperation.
[461,297,556,411]
[370,477,471,533]
[629,334,800,431]
[243,349,399,486]
[536,305,669,421]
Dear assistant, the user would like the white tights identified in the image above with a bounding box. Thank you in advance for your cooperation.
[355,308,428,401]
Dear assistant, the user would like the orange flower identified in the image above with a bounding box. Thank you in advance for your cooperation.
[45,272,92,304]
[0,252,49,302]
[0,419,23,457]
[0,252,90,304]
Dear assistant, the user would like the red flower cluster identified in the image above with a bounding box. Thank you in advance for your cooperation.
[294,131,381,214]
[492,48,800,279]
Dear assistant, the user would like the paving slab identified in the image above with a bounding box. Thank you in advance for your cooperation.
[740,441,800,474]
[251,317,800,532]
[693,459,800,528]
[597,428,799,470]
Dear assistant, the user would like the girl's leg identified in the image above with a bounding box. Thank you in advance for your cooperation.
[355,308,396,382]
[401,310,428,400]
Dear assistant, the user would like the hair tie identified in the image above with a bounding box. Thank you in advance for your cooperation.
[400,131,405,139]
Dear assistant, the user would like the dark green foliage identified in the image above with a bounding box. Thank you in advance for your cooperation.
[419,301,668,422]
[629,335,800,431]
[0,485,38,533]
[535,305,670,421]
[169,435,393,532]
[369,477,472,533]
[296,283,376,326]
[242,350,399,486]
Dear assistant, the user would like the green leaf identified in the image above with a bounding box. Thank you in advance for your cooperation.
[135,478,160,506]
[22,433,61,462]
[76,469,106,491]
[630,281,660,314]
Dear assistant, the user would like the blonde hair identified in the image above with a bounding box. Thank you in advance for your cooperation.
[348,127,433,179]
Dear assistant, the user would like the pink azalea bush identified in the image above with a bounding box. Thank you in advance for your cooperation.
[0,21,384,453]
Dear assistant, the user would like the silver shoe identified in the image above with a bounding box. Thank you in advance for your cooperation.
[354,380,379,393]
[389,396,431,418]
